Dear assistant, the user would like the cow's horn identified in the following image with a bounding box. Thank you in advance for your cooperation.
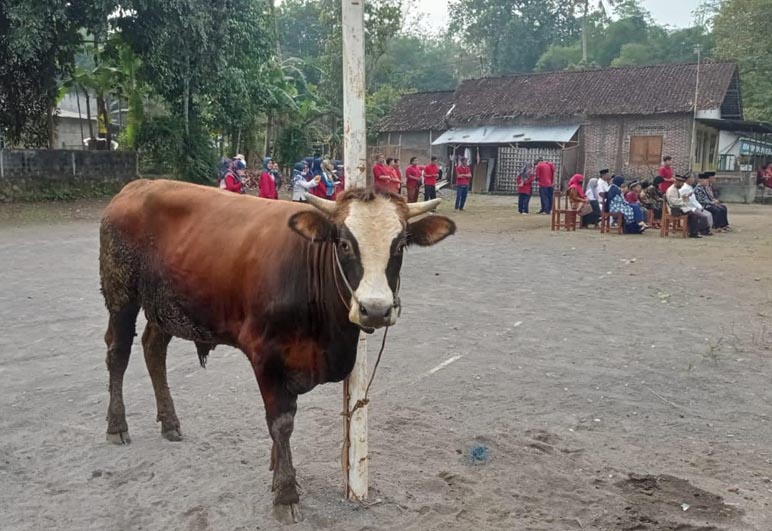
[406,199,441,218]
[304,193,337,216]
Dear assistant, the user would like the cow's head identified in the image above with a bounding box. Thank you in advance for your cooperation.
[289,189,455,330]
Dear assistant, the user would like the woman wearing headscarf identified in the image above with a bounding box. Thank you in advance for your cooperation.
[223,159,246,194]
[567,174,598,228]
[319,159,338,199]
[608,175,648,233]
[259,157,278,199]
[585,176,601,220]
[291,162,320,202]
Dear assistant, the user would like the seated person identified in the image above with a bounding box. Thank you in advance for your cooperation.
[608,176,648,234]
[567,174,598,228]
[665,174,709,238]
[695,172,730,231]
[639,179,664,225]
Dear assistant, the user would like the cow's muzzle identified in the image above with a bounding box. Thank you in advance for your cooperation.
[350,297,400,330]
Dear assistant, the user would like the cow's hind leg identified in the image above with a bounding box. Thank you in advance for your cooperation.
[104,303,140,445]
[142,322,182,441]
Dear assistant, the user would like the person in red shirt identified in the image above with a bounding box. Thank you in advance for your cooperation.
[392,158,403,194]
[454,157,472,210]
[516,162,535,214]
[385,157,401,194]
[535,158,555,214]
[405,157,422,203]
[423,156,439,200]
[372,153,392,192]
[259,157,278,199]
[223,160,245,194]
[658,155,675,194]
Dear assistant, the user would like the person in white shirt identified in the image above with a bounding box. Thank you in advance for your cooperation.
[665,174,709,238]
[291,162,320,202]
[597,169,611,211]
[681,174,714,236]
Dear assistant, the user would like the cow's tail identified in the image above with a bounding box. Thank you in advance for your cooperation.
[195,342,214,369]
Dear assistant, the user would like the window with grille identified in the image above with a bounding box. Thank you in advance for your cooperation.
[629,135,663,165]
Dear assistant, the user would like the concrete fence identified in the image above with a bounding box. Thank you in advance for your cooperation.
[0,149,138,201]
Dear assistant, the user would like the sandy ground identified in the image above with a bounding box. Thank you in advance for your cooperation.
[1,192,771,531]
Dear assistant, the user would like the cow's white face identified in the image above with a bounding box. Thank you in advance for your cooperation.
[289,189,456,331]
[339,197,406,328]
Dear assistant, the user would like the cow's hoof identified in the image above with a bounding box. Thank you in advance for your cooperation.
[162,428,183,442]
[106,431,131,445]
[273,503,303,524]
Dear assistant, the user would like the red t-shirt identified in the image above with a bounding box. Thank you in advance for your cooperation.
[517,174,535,194]
[625,191,639,204]
[405,165,421,188]
[456,165,471,186]
[423,163,439,186]
[259,171,278,199]
[373,163,391,191]
[535,162,554,187]
[658,165,674,193]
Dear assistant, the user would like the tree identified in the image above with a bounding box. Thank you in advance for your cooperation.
[449,0,575,74]
[713,0,772,121]
[536,43,583,71]
[0,0,82,147]
[573,0,617,64]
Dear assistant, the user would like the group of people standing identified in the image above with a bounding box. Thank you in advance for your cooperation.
[515,158,556,215]
[561,155,730,237]
[372,154,468,208]
[219,153,344,203]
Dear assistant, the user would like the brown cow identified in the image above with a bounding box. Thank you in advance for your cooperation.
[99,179,455,515]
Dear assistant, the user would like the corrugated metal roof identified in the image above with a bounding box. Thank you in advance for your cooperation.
[432,124,580,145]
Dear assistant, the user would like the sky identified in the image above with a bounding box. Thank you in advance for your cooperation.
[408,0,703,32]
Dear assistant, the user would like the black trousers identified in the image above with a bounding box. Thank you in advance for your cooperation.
[673,208,708,236]
[424,185,437,201]
[706,204,729,228]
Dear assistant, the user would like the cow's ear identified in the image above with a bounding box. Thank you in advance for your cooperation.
[407,215,456,247]
[289,211,335,242]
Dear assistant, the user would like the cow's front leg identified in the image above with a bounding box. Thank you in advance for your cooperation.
[254,369,300,507]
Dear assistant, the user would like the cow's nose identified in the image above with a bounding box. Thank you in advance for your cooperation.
[357,299,394,327]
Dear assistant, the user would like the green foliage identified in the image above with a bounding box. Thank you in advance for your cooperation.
[450,0,580,74]
[135,115,215,183]
[713,0,772,121]
[536,43,583,71]
[0,0,84,146]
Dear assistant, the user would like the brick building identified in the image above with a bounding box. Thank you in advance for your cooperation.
[371,90,454,165]
[377,62,758,195]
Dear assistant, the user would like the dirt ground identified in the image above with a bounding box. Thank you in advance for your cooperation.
[1,192,771,531]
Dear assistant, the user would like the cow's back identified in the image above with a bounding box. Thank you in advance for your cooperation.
[101,179,312,343]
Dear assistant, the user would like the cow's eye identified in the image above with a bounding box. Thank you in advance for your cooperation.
[395,241,406,255]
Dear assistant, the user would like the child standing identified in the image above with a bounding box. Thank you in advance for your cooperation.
[516,164,535,214]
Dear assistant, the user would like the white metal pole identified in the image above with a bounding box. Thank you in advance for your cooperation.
[690,46,702,170]
[341,0,368,502]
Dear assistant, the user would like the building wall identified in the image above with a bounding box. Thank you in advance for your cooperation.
[373,130,448,163]
[56,117,98,149]
[0,149,137,201]
[583,114,693,180]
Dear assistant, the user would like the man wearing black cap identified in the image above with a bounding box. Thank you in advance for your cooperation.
[695,172,730,231]
[665,174,708,238]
